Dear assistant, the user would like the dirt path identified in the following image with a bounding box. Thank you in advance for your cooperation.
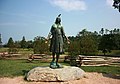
[0,72,120,84]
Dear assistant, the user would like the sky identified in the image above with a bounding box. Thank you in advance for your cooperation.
[0,0,120,44]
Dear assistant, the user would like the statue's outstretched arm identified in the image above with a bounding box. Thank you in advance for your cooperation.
[61,26,70,43]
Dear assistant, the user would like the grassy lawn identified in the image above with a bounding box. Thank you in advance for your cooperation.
[0,59,120,77]
[0,59,69,77]
[0,48,8,52]
[0,59,49,77]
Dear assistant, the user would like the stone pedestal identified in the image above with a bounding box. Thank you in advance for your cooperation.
[26,66,85,82]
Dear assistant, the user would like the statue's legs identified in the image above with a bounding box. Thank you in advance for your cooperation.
[56,53,59,65]
[52,52,55,62]
[50,52,62,68]
[56,53,62,68]
[50,52,57,69]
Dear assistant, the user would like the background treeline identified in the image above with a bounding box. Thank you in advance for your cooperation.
[3,28,120,55]
[68,28,120,56]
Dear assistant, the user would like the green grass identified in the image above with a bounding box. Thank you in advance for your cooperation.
[18,48,33,54]
[0,48,119,77]
[0,48,33,54]
[0,59,120,77]
[0,59,49,77]
[0,48,8,52]
[0,59,69,77]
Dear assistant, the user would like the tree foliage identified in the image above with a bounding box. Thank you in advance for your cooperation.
[68,40,80,56]
[80,35,98,55]
[98,28,120,55]
[7,37,19,54]
[68,29,98,56]
[21,36,27,48]
[7,37,14,48]
[4,28,120,56]
[77,29,98,55]
[33,36,49,54]
[113,0,120,12]
[27,40,33,48]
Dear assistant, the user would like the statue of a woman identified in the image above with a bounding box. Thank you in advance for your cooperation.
[46,14,69,68]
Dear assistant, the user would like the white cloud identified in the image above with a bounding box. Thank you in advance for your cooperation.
[106,0,113,7]
[50,0,87,11]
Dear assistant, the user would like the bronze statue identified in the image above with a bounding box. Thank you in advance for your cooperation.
[46,14,69,68]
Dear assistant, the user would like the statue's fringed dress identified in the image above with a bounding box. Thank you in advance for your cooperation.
[48,23,66,54]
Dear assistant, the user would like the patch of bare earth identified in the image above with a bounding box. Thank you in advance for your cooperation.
[0,72,120,84]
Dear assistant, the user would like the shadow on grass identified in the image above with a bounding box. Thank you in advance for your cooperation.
[22,70,29,80]
[22,70,29,75]
[102,73,120,79]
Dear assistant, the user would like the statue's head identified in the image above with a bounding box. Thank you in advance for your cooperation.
[55,14,61,24]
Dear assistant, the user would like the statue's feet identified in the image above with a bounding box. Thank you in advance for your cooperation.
[56,63,63,68]
[50,62,63,69]
[50,62,57,69]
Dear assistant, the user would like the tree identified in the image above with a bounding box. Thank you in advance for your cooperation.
[77,29,90,37]
[116,29,120,34]
[0,34,2,48]
[77,29,98,55]
[113,0,120,12]
[7,37,14,48]
[68,40,80,66]
[21,36,27,48]
[7,37,18,54]
[27,40,33,48]
[99,28,104,35]
[33,36,49,54]
[98,28,120,55]
[112,33,120,49]
[113,28,117,34]
[68,40,80,56]
[14,41,21,48]
[98,34,114,55]
[80,35,98,55]
[105,29,109,34]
